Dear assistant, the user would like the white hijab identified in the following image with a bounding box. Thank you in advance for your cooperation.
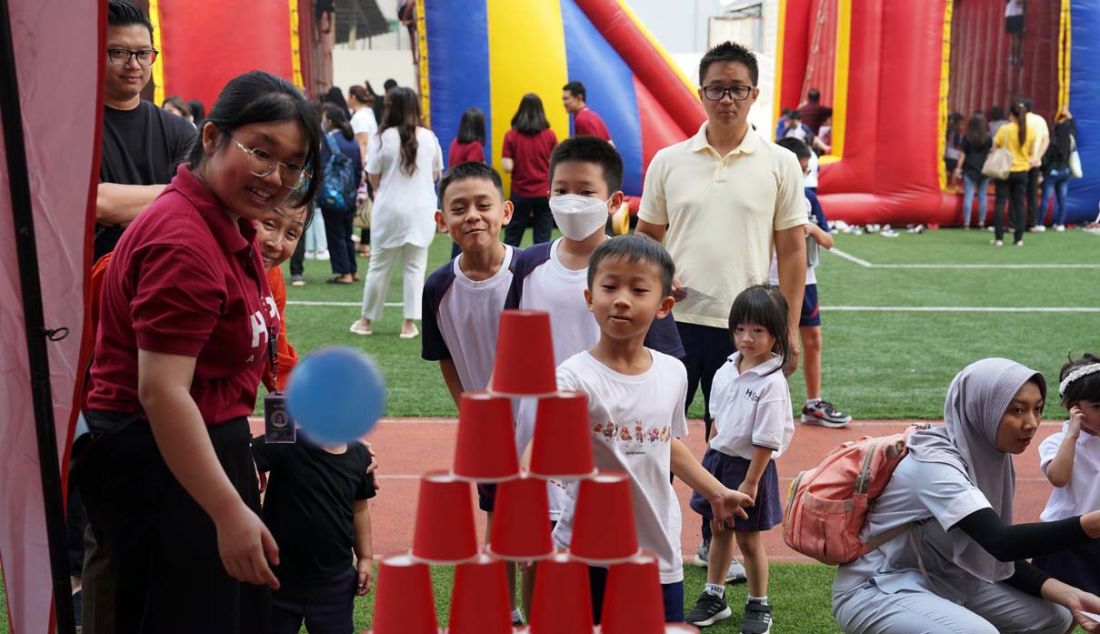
[906,357,1046,583]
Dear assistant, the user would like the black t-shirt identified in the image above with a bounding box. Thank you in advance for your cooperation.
[252,434,376,582]
[959,136,993,178]
[96,100,196,259]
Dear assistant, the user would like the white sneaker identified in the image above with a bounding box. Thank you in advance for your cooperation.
[1054,224,1066,232]
[304,250,317,260]
[725,559,748,584]
[316,249,331,261]
[1031,225,1047,232]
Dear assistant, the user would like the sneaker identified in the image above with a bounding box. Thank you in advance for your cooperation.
[1054,224,1066,232]
[991,239,1003,246]
[725,559,748,584]
[316,249,331,260]
[686,591,732,627]
[801,400,852,428]
[741,601,773,634]
[693,541,710,567]
[1031,225,1047,232]
[290,275,305,287]
[1014,240,1024,247]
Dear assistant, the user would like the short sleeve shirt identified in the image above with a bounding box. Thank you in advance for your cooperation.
[421,246,516,391]
[573,107,611,142]
[502,128,557,198]
[1039,424,1100,522]
[448,139,486,167]
[350,108,378,140]
[551,350,689,583]
[709,353,794,459]
[995,122,1038,173]
[638,124,807,328]
[834,455,993,599]
[366,127,443,249]
[87,166,279,424]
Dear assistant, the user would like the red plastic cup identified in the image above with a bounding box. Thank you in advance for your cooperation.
[370,554,439,634]
[488,473,554,560]
[410,471,479,564]
[490,310,557,396]
[600,552,665,634]
[569,471,639,564]
[448,553,513,634]
[529,391,596,479]
[452,391,520,482]
[529,552,593,634]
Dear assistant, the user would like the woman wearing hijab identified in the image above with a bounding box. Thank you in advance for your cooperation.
[832,358,1100,633]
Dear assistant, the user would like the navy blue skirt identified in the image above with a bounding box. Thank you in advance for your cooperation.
[1033,538,1100,596]
[689,448,782,532]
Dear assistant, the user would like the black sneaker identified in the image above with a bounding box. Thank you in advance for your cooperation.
[686,591,732,627]
[741,601,772,634]
[801,400,852,428]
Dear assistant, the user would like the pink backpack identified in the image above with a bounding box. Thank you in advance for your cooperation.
[783,424,929,565]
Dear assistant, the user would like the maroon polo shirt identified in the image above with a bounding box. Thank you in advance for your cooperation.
[573,107,611,141]
[502,127,557,198]
[87,165,279,425]
[448,139,485,167]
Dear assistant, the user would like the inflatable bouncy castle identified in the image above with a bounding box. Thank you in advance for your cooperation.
[416,0,705,198]
[776,0,1100,225]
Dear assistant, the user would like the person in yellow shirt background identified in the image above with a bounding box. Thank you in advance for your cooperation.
[991,102,1037,247]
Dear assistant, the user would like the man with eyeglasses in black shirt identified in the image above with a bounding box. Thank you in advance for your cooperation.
[95,0,196,260]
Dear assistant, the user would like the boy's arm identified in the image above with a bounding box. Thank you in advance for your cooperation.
[669,438,751,523]
[439,359,463,408]
[807,223,834,249]
[739,446,774,499]
[1046,411,1083,488]
[353,500,374,595]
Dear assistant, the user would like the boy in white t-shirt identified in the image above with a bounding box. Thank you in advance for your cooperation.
[549,235,752,624]
[420,162,524,624]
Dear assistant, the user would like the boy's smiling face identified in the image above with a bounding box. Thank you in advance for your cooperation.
[585,256,674,343]
[436,177,513,252]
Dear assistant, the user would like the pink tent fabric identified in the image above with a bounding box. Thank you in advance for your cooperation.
[0,0,102,632]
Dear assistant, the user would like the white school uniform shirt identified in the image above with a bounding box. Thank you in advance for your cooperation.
[709,352,794,459]
[1038,424,1100,522]
[551,349,689,584]
[420,246,516,391]
[366,127,443,249]
[833,455,993,602]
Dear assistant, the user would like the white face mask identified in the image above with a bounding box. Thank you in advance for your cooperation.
[549,194,609,240]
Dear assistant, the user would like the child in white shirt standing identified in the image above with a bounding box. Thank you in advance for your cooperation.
[1034,353,1100,595]
[686,285,794,633]
[549,235,752,624]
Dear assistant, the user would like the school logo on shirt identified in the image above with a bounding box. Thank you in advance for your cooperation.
[743,387,762,403]
[592,420,670,455]
[249,309,269,351]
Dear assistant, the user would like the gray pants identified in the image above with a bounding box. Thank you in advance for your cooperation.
[833,578,1073,634]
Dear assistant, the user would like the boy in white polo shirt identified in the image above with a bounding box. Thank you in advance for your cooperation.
[549,235,752,624]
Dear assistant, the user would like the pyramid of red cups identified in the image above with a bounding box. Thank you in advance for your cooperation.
[369,310,699,633]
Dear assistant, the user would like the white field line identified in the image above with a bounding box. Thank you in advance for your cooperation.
[289,300,1098,313]
[826,247,1100,269]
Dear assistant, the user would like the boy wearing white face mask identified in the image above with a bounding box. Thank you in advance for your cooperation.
[503,137,685,614]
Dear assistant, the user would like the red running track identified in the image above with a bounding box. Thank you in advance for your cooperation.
[249,418,1063,563]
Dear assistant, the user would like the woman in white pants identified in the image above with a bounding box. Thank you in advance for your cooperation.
[832,358,1100,634]
[350,87,442,338]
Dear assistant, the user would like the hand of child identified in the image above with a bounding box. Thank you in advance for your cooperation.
[215,503,281,589]
[709,487,752,525]
[1068,591,1100,631]
[356,557,374,595]
[737,480,758,503]
[1069,406,1085,439]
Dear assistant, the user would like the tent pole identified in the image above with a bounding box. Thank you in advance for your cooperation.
[0,0,78,631]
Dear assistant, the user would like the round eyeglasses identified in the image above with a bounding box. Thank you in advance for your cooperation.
[232,138,310,191]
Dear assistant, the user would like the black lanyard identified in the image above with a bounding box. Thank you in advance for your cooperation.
[244,252,279,388]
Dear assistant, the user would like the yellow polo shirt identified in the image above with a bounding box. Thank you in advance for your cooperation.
[638,123,807,329]
[995,122,1038,173]
[1026,111,1049,164]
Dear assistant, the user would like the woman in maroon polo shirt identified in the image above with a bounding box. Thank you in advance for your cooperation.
[79,71,321,634]
[501,93,558,246]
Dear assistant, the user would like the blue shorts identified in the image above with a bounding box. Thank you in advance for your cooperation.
[690,449,783,531]
[800,283,821,328]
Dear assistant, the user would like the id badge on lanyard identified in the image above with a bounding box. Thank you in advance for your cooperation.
[248,256,297,443]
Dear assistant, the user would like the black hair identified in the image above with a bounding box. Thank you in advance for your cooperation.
[107,0,153,41]
[322,86,351,119]
[728,285,791,375]
[776,137,811,162]
[821,106,833,120]
[563,81,587,101]
[379,86,422,176]
[456,107,486,145]
[188,99,205,127]
[276,202,317,233]
[383,78,398,92]
[511,93,551,135]
[788,110,802,120]
[807,88,821,102]
[1059,353,1100,409]
[549,136,623,193]
[781,108,791,117]
[990,105,1005,121]
[699,41,759,86]
[438,161,504,204]
[1010,101,1029,146]
[587,235,675,297]
[322,103,354,141]
[965,112,990,147]
[162,96,191,118]
[189,70,322,207]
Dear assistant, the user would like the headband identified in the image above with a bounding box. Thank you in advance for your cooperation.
[1059,363,1100,398]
